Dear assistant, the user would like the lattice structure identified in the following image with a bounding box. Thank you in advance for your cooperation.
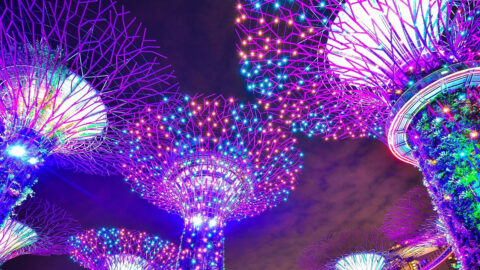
[298,228,400,270]
[0,198,81,265]
[121,94,303,269]
[69,227,177,270]
[0,0,179,224]
[383,187,453,269]
[383,186,446,246]
[236,0,480,139]
[236,0,480,267]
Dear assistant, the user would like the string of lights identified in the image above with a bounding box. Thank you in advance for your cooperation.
[298,228,402,270]
[69,227,177,270]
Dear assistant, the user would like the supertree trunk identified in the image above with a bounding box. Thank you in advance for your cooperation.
[407,86,480,268]
[0,157,36,224]
[177,220,225,270]
[0,130,50,223]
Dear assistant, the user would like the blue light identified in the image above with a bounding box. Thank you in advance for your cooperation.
[7,145,27,158]
[208,218,218,228]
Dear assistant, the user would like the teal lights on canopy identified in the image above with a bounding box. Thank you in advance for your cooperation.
[118,94,303,269]
[235,0,480,139]
[69,227,177,270]
[121,94,303,221]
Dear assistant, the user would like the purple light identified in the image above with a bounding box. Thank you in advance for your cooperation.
[120,94,303,269]
[383,186,447,247]
[69,227,177,270]
[382,187,452,268]
[0,198,81,265]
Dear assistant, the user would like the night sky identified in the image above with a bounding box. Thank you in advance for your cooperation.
[3,1,432,269]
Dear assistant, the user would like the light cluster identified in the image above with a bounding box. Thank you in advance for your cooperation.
[69,227,177,270]
[0,198,81,265]
[236,0,480,267]
[236,0,480,139]
[297,228,400,270]
[0,0,178,224]
[120,94,303,269]
[236,0,383,139]
[405,86,480,266]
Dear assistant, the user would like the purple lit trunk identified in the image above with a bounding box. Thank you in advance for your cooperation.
[407,87,480,268]
[177,221,225,270]
[0,155,38,224]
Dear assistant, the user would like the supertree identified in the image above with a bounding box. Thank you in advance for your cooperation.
[297,228,402,270]
[69,227,177,270]
[383,186,447,247]
[383,186,453,269]
[0,0,178,223]
[120,94,303,269]
[236,0,480,267]
[0,197,81,265]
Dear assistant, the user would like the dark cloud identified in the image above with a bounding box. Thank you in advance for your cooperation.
[225,139,422,269]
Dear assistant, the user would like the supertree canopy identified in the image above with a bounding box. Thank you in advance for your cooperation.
[120,94,303,269]
[69,227,177,270]
[236,0,480,267]
[382,186,453,269]
[0,0,178,224]
[0,197,81,265]
[297,228,401,270]
[383,186,446,246]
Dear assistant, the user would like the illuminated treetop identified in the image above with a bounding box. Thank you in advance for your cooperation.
[0,0,179,174]
[121,94,303,223]
[69,227,177,270]
[236,0,480,139]
[298,228,401,270]
[382,187,452,263]
[383,186,447,247]
[0,198,81,264]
